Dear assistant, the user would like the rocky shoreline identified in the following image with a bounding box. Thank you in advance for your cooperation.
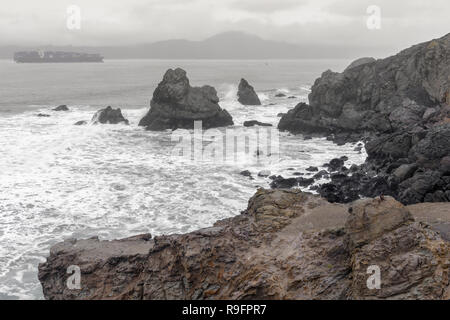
[38,189,450,299]
[277,33,450,205]
[37,33,450,299]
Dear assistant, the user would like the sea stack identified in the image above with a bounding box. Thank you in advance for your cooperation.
[139,68,234,130]
[237,78,261,105]
[91,106,129,124]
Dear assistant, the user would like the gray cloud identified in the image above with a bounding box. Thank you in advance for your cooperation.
[0,0,448,56]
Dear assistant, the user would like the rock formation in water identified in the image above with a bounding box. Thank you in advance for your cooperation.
[139,68,233,130]
[237,78,261,105]
[91,106,129,125]
[53,105,69,111]
[278,33,450,204]
[243,120,272,127]
[38,189,450,300]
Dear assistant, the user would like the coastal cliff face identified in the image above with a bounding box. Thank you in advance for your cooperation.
[139,68,234,130]
[278,33,449,136]
[38,189,450,300]
[278,33,450,205]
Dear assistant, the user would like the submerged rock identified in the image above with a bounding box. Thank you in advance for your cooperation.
[237,78,261,106]
[74,120,88,126]
[139,68,233,130]
[36,113,50,117]
[243,120,272,127]
[91,106,129,125]
[38,189,450,300]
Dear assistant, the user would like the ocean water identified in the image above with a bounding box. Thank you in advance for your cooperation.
[0,59,367,299]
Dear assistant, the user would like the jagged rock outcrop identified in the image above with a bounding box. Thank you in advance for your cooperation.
[237,78,261,105]
[38,189,450,300]
[139,68,233,130]
[91,106,129,125]
[278,33,450,204]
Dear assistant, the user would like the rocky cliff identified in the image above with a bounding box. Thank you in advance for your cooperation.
[38,189,450,300]
[139,68,234,130]
[279,33,449,136]
[278,33,450,205]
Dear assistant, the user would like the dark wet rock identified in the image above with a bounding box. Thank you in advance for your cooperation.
[139,68,233,130]
[277,113,286,117]
[240,170,252,178]
[324,158,345,171]
[440,156,450,174]
[74,120,88,126]
[292,172,304,176]
[313,170,329,179]
[237,78,261,106]
[36,113,50,117]
[306,166,319,172]
[297,177,315,187]
[393,164,418,182]
[92,106,129,125]
[275,93,286,97]
[243,120,272,127]
[270,176,298,189]
[38,189,450,300]
[53,105,69,111]
[288,96,296,99]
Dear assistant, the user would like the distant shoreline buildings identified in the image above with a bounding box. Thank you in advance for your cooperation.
[13,50,104,63]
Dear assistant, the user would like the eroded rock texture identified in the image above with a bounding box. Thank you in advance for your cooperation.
[38,190,450,300]
[278,33,450,204]
[139,68,233,130]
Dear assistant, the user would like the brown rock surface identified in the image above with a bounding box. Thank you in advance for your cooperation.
[38,190,450,300]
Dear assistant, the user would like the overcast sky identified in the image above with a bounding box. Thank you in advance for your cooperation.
[1,0,449,52]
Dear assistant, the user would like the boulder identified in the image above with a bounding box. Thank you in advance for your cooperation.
[91,106,129,125]
[74,120,88,126]
[237,79,261,105]
[139,68,233,130]
[53,105,69,111]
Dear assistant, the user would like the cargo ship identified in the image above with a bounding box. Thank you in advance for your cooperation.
[13,50,104,63]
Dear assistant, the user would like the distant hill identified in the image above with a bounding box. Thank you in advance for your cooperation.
[0,31,387,60]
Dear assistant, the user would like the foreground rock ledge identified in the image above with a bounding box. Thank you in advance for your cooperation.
[38,189,450,300]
